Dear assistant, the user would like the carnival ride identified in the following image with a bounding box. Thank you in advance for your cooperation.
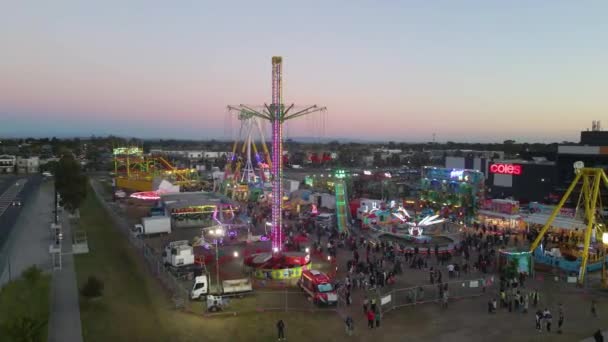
[529,165,608,285]
[228,57,326,279]
[392,208,445,237]
[369,206,455,248]
[113,147,200,192]
[334,169,350,234]
[223,110,273,199]
[420,167,484,223]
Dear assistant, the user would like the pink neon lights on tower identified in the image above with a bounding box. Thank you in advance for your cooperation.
[226,57,326,255]
[271,56,283,253]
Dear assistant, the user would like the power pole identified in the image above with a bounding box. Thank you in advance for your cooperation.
[54,183,58,224]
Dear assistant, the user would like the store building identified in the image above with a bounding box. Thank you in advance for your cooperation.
[444,150,505,178]
[0,155,16,173]
[16,156,39,174]
[485,160,555,203]
[556,125,608,208]
[556,145,608,188]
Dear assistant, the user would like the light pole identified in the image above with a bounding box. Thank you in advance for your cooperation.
[210,227,225,294]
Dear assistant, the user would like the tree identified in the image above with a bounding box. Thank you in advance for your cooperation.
[55,155,87,213]
[81,276,104,298]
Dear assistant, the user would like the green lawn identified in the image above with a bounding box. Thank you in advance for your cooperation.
[75,189,172,342]
[0,267,50,342]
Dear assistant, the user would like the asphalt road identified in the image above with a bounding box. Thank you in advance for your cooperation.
[0,175,42,250]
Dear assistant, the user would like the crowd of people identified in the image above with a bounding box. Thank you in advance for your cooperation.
[243,201,604,340]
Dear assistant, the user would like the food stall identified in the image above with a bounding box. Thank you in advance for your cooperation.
[477,199,523,230]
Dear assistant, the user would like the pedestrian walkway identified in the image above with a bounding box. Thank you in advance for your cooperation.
[48,211,84,342]
[0,179,47,286]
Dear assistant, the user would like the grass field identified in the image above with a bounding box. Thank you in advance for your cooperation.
[0,267,50,342]
[75,187,359,342]
[75,189,172,342]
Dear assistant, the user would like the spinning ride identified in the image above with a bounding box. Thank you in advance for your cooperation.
[529,164,608,284]
[392,208,445,236]
[231,57,326,278]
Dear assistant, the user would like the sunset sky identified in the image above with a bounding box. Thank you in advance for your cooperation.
[1,1,607,142]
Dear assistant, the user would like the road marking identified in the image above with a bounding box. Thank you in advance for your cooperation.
[0,180,28,217]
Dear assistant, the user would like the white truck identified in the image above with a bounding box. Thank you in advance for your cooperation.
[163,240,195,267]
[162,240,202,278]
[132,216,171,236]
[190,275,253,300]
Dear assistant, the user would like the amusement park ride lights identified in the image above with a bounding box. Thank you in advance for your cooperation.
[113,146,199,192]
[227,57,326,254]
[391,207,445,236]
[225,110,273,185]
[529,162,608,285]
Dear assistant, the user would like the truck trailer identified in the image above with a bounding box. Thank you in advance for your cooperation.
[190,275,253,300]
[132,216,171,236]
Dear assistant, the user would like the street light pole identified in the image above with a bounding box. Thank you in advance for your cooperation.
[210,227,225,294]
[215,238,220,294]
[54,183,58,224]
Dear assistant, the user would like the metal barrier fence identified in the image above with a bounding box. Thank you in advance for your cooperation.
[371,277,495,315]
[90,181,192,310]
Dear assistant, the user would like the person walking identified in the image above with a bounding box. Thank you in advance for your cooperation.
[277,320,286,341]
[345,316,354,336]
[363,296,369,314]
[346,289,352,306]
[367,310,375,329]
[592,299,598,318]
[535,310,543,332]
[544,309,552,332]
[594,329,604,342]
[375,308,382,328]
[557,304,564,334]
[532,290,539,308]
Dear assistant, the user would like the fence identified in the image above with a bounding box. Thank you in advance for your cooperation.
[90,180,192,310]
[371,277,496,315]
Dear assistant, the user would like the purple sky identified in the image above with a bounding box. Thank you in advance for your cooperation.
[1,1,607,142]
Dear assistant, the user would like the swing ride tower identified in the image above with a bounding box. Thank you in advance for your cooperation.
[224,110,272,186]
[529,163,608,285]
[227,56,326,254]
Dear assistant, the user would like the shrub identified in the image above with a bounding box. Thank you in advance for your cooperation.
[21,266,42,284]
[81,276,104,298]
[1,316,47,342]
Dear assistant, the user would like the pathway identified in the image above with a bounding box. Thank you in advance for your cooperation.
[47,210,84,342]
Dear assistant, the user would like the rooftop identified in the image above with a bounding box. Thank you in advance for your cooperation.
[161,191,236,210]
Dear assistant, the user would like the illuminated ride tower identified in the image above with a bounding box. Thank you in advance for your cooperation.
[228,56,326,255]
